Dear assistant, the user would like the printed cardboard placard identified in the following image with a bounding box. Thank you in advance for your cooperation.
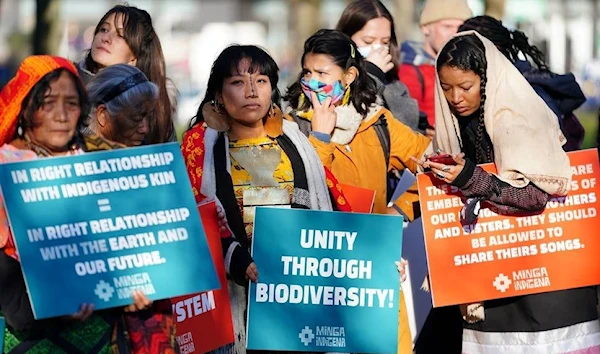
[0,143,219,319]
[0,316,5,351]
[172,200,235,354]
[247,207,403,353]
[339,184,375,213]
[401,218,433,345]
[417,149,600,307]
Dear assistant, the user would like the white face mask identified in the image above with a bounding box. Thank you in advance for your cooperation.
[357,43,388,58]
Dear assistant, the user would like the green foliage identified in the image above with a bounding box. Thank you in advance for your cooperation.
[577,109,598,150]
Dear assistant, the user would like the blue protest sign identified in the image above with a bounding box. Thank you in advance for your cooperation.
[401,218,433,345]
[247,208,403,353]
[0,143,219,319]
[0,316,5,351]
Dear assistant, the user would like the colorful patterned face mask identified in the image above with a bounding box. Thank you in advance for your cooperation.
[300,77,346,105]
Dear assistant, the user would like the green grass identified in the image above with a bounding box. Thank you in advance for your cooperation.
[578,109,598,150]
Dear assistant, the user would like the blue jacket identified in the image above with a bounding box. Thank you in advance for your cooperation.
[514,60,586,119]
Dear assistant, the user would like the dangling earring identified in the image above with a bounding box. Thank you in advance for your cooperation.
[298,92,307,108]
[341,85,351,105]
[269,102,283,120]
[264,102,283,136]
[202,100,231,132]
[17,124,23,138]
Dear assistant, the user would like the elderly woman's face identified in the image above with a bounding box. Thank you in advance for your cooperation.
[28,71,80,153]
[95,100,152,147]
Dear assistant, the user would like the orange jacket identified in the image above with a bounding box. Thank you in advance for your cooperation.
[297,105,431,218]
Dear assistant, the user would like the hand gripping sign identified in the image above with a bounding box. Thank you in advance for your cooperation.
[417,149,600,307]
[0,143,219,319]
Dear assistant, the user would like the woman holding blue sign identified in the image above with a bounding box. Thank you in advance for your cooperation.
[414,31,600,353]
[182,44,353,353]
[0,56,178,353]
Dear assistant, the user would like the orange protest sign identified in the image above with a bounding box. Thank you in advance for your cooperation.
[172,201,234,353]
[417,149,600,307]
[339,184,376,213]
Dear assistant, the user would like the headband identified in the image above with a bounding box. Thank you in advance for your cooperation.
[99,72,148,104]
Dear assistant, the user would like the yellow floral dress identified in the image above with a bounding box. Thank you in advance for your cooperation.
[229,136,294,238]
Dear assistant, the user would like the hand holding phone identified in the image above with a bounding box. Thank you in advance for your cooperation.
[427,153,457,166]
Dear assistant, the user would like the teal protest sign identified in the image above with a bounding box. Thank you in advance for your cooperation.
[247,208,403,353]
[0,143,219,319]
[0,316,4,351]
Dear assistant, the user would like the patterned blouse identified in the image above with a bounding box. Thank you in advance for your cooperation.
[228,136,294,238]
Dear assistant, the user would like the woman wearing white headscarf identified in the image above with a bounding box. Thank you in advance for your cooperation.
[413,31,600,353]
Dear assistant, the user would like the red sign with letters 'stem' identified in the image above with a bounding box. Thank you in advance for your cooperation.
[172,201,234,353]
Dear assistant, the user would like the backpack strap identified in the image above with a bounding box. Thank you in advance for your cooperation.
[372,114,390,168]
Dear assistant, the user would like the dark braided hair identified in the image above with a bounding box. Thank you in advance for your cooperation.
[437,34,493,164]
[459,15,549,72]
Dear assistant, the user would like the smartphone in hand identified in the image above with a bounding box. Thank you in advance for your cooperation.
[427,154,457,166]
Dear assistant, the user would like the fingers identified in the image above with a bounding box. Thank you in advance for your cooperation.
[310,91,320,108]
[425,128,435,139]
[395,261,408,283]
[375,45,388,54]
[125,290,153,312]
[453,153,466,165]
[426,161,446,171]
[410,156,425,166]
[217,205,228,233]
[430,166,447,180]
[246,262,259,282]
[384,61,394,72]
[72,303,94,321]
[134,290,153,311]
[81,303,94,321]
[327,101,335,113]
